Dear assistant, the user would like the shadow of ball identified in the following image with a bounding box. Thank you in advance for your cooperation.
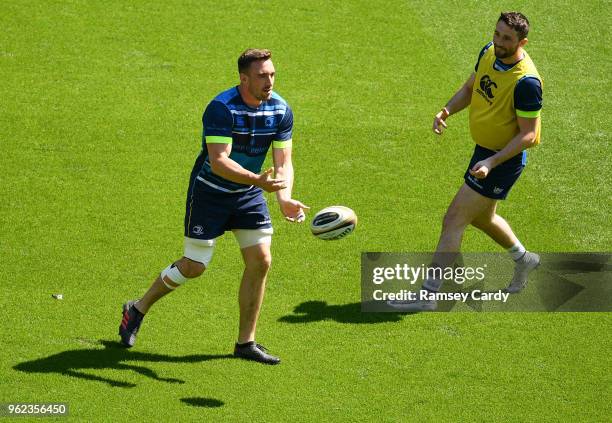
[180,397,224,408]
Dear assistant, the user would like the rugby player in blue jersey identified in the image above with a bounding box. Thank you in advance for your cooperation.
[119,49,308,364]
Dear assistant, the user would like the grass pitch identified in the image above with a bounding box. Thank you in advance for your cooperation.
[1,1,610,421]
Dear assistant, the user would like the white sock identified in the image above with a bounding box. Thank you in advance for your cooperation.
[508,241,526,261]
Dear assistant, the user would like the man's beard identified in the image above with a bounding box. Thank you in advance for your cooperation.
[253,89,272,101]
[494,44,518,59]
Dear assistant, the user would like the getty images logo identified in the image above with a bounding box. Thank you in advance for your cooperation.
[479,75,497,99]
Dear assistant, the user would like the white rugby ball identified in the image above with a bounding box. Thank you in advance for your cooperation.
[310,206,357,240]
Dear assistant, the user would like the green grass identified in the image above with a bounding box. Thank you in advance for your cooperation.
[1,0,610,421]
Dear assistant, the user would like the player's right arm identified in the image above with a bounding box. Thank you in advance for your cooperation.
[432,72,475,135]
[207,143,286,192]
[203,100,285,192]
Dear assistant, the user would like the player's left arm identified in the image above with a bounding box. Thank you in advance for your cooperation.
[273,145,309,222]
[271,106,309,222]
[469,116,539,178]
[470,76,542,178]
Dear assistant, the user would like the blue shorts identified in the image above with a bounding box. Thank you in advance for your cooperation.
[464,144,526,200]
[184,179,272,240]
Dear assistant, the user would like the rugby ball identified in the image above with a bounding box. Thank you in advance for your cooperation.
[310,206,357,240]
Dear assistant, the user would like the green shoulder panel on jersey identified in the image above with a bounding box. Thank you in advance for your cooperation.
[206,136,232,144]
[272,139,292,149]
[516,109,541,118]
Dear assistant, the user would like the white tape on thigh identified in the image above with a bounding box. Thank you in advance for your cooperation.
[160,264,187,288]
[232,227,273,249]
[184,237,215,266]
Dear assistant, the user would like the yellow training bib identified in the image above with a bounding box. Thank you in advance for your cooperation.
[469,46,542,150]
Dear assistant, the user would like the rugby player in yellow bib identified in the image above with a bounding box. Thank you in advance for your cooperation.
[392,12,542,311]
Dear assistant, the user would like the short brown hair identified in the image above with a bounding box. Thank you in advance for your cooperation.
[237,49,272,74]
[498,12,530,40]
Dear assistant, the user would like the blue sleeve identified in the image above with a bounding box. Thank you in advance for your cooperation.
[475,42,493,72]
[514,77,543,111]
[202,101,233,138]
[275,106,293,141]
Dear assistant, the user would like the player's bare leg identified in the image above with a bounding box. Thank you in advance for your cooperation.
[431,183,497,267]
[237,243,271,343]
[119,257,204,347]
[390,184,501,311]
[233,242,279,364]
[471,202,518,248]
[389,184,493,310]
[136,258,205,314]
[470,203,540,292]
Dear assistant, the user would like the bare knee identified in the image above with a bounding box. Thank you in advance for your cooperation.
[245,252,272,277]
[442,208,469,232]
[471,211,496,230]
[471,216,491,230]
[176,257,206,278]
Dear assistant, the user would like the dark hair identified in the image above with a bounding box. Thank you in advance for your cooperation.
[237,49,272,74]
[498,12,530,40]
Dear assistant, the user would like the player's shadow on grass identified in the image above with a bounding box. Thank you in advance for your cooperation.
[181,397,224,408]
[13,340,233,388]
[279,301,410,324]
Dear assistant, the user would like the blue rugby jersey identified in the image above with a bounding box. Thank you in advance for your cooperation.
[191,86,293,193]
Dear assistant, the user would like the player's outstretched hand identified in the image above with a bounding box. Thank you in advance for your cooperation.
[257,167,286,192]
[469,159,492,179]
[432,108,449,135]
[279,199,310,223]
